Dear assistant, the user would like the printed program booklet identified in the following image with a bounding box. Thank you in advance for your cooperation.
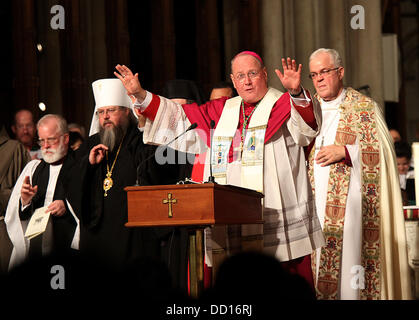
[24,206,50,240]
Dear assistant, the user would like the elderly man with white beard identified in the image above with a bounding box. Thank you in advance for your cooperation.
[5,114,78,270]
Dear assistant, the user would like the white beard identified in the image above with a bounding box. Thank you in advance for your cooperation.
[42,142,67,164]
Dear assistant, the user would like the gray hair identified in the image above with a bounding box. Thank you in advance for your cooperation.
[309,48,343,68]
[37,114,69,135]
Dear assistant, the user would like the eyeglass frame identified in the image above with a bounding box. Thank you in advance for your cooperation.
[233,69,263,83]
[96,106,121,117]
[308,67,340,80]
[15,123,35,130]
[37,134,64,147]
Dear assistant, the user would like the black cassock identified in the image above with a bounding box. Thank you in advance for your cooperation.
[20,152,78,257]
[71,124,191,291]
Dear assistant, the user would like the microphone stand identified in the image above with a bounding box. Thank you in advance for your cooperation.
[135,123,198,186]
[206,120,216,183]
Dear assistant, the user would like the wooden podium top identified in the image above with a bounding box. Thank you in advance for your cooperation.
[125,183,264,227]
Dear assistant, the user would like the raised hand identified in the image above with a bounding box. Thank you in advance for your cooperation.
[89,144,108,165]
[47,200,66,217]
[114,64,146,103]
[275,58,302,95]
[21,176,38,206]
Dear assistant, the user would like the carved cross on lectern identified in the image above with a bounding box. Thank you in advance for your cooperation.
[162,193,177,218]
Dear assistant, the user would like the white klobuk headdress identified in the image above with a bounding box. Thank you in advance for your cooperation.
[89,78,133,136]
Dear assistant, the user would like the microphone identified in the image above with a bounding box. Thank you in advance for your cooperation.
[135,122,198,186]
[207,120,216,183]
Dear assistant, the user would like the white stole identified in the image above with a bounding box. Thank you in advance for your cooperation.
[5,161,80,270]
[210,87,282,193]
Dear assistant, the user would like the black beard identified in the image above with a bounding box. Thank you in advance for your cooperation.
[99,122,127,152]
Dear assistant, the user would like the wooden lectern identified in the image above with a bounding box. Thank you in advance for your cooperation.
[124,183,263,298]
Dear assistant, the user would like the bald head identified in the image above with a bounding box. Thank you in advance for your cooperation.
[231,52,264,74]
[12,109,36,149]
[230,53,268,104]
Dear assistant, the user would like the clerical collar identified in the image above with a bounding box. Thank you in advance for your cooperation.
[320,88,346,111]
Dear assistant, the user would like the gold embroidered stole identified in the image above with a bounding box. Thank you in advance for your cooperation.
[308,88,381,300]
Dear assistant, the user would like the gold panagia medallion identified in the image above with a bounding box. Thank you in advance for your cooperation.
[103,137,124,197]
[103,175,113,197]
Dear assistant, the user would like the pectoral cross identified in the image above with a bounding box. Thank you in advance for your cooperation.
[162,193,177,218]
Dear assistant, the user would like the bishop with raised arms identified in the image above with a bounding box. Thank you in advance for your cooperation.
[115,51,325,289]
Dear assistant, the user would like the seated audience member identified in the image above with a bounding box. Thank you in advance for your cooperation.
[0,249,190,311]
[395,141,415,205]
[201,251,315,317]
[389,128,402,143]
[162,79,206,105]
[209,81,237,100]
[68,122,86,139]
[0,123,30,273]
[11,109,41,160]
[69,131,84,151]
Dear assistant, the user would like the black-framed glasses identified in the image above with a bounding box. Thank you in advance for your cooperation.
[38,135,63,147]
[309,67,340,80]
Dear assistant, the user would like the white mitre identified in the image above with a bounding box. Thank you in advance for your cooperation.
[89,78,133,136]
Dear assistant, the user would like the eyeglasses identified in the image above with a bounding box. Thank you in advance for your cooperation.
[308,67,340,80]
[96,107,119,117]
[234,70,261,82]
[38,135,63,147]
[15,124,35,130]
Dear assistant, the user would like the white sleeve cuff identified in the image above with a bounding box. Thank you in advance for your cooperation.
[132,91,152,112]
[290,88,311,107]
[20,200,31,212]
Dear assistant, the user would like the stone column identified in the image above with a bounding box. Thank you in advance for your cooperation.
[347,0,385,108]
[260,0,384,108]
[35,0,64,117]
[12,0,39,116]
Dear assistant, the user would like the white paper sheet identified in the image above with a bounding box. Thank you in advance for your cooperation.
[24,206,50,240]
